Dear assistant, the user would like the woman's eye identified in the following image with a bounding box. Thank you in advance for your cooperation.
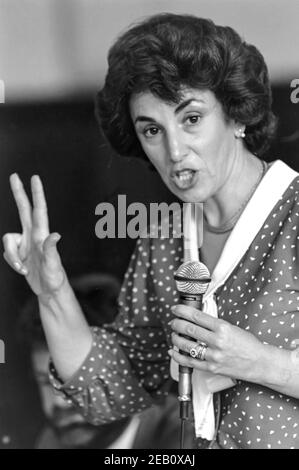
[143,127,160,138]
[186,115,200,125]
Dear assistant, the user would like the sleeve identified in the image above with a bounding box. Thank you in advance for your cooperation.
[49,237,172,425]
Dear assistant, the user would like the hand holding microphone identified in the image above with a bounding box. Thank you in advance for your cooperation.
[173,261,211,421]
[172,260,249,449]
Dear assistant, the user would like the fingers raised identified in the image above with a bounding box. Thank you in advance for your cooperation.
[10,173,32,234]
[31,175,50,238]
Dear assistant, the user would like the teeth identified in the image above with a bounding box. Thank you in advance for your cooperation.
[176,170,194,181]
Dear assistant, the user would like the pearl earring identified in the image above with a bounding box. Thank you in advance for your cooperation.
[236,128,246,138]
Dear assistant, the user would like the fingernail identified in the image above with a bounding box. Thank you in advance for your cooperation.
[171,306,176,313]
[14,261,21,270]
[168,349,173,357]
[21,267,28,275]
[53,233,61,242]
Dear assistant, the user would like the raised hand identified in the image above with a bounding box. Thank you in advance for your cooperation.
[2,174,65,297]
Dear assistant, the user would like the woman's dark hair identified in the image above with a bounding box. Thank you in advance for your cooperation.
[95,13,277,160]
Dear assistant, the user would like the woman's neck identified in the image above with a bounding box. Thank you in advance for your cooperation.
[203,150,263,228]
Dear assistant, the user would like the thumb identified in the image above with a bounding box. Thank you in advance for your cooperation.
[43,232,61,262]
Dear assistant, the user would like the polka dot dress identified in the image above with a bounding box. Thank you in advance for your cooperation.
[213,178,299,449]
[50,177,299,449]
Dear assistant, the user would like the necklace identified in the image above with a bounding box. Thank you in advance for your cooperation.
[204,160,268,234]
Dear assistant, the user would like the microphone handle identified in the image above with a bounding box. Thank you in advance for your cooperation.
[178,293,203,418]
[180,293,203,309]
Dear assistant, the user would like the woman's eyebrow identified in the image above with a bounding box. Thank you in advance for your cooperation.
[134,98,205,124]
[134,115,156,124]
[175,98,205,114]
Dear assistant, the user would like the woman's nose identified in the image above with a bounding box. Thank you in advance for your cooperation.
[166,131,188,163]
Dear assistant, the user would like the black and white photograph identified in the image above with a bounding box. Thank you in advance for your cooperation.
[0,0,299,452]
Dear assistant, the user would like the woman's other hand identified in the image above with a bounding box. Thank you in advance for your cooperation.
[169,304,269,384]
[2,174,65,297]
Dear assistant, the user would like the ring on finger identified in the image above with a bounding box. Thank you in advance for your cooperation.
[189,342,208,361]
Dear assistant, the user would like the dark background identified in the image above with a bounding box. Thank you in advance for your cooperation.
[0,84,298,448]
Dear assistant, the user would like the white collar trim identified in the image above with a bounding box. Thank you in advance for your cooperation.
[205,160,298,298]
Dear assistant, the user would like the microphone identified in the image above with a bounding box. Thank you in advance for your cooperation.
[173,261,211,425]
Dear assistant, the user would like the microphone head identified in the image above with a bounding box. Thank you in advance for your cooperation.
[174,261,211,295]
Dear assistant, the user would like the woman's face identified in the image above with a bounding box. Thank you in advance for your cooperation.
[130,88,240,203]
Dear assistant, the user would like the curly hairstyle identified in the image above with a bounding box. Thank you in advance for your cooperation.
[95,13,277,160]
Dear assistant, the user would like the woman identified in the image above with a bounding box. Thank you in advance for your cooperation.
[2,13,299,449]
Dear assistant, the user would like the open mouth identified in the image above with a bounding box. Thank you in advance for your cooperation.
[172,169,197,189]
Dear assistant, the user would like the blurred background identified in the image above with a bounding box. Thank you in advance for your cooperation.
[0,0,298,448]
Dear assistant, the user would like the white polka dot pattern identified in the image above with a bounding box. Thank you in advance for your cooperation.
[49,177,299,448]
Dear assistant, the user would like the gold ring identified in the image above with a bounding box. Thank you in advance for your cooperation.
[189,342,208,361]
